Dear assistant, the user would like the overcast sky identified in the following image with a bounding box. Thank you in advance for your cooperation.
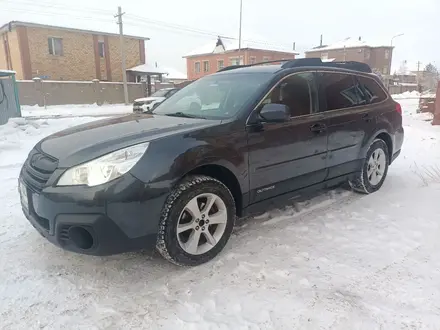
[1,0,439,74]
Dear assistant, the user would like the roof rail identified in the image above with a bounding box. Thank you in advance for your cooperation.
[217,59,290,72]
[281,58,372,73]
[217,58,372,73]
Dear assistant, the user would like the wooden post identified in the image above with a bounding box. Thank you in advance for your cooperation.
[432,82,440,125]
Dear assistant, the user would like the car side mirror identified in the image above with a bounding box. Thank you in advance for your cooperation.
[259,103,290,123]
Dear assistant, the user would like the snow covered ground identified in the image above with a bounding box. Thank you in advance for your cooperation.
[1,98,440,329]
[21,103,132,118]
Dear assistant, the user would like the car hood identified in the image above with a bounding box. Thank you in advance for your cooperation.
[134,96,165,103]
[38,114,219,168]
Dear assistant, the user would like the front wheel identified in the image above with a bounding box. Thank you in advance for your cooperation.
[156,175,236,266]
[349,139,389,194]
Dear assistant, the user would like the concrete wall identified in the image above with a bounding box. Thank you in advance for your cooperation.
[17,79,146,106]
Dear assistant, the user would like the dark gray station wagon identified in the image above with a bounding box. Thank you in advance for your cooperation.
[19,59,404,266]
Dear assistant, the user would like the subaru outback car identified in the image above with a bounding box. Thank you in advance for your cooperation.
[18,59,404,266]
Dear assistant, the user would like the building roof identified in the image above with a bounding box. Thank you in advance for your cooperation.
[127,64,168,75]
[184,36,298,57]
[305,37,392,53]
[0,21,149,40]
[0,70,16,76]
[162,67,187,80]
[126,64,187,79]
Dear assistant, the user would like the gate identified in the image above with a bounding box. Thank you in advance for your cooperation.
[0,70,21,125]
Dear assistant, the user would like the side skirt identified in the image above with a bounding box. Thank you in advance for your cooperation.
[242,173,356,217]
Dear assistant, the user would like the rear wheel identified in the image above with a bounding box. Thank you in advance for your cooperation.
[349,139,389,194]
[156,175,235,266]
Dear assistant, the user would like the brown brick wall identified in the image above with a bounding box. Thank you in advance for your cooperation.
[305,46,393,75]
[0,35,7,70]
[186,49,296,80]
[7,31,24,79]
[108,37,141,82]
[27,27,96,80]
[10,26,145,81]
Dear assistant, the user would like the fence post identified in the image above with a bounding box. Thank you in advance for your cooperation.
[432,82,440,125]
[32,77,44,107]
[92,79,101,106]
[141,81,147,97]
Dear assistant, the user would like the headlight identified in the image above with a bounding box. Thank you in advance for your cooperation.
[57,142,150,187]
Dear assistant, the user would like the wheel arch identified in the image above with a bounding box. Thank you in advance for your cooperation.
[185,163,244,217]
[361,129,393,162]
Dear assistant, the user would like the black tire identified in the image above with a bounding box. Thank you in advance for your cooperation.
[349,139,389,194]
[156,175,236,266]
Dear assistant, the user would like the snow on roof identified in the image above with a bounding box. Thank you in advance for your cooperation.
[127,64,168,75]
[306,37,391,53]
[184,36,297,57]
[0,70,16,75]
[162,67,187,80]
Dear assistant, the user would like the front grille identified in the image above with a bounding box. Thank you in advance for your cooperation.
[21,149,58,193]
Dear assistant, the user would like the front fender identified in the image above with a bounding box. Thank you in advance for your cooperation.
[130,128,248,194]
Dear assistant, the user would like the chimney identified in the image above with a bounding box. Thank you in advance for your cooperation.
[293,42,296,50]
[320,34,323,47]
[359,36,362,41]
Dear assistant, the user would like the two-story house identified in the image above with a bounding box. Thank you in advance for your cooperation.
[184,37,298,80]
[0,21,149,81]
[305,37,393,76]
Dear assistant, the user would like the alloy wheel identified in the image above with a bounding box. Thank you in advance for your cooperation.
[176,193,227,255]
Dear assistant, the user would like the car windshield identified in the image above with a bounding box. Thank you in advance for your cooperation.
[153,73,272,119]
[152,89,172,97]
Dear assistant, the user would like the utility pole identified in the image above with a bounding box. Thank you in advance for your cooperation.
[115,6,129,105]
[238,0,243,51]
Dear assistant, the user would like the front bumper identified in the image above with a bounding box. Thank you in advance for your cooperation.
[18,170,169,256]
[133,103,151,113]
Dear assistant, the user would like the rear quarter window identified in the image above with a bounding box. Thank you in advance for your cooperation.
[356,75,388,104]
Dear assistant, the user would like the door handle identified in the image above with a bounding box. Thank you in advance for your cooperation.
[362,114,373,122]
[310,123,327,133]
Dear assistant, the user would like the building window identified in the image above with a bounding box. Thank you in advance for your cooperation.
[230,57,242,65]
[98,41,105,58]
[48,37,63,56]
[383,66,388,74]
[385,50,390,59]
[263,56,271,62]
[249,56,256,64]
[217,60,224,70]
[321,52,328,60]
[203,61,210,72]
[195,62,201,73]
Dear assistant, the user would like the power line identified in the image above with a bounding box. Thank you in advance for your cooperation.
[3,0,115,16]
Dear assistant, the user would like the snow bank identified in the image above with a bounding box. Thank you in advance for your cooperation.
[0,116,103,168]
[1,100,440,328]
[21,103,132,118]
[391,90,420,99]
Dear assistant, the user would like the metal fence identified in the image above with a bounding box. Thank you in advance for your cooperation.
[0,71,21,125]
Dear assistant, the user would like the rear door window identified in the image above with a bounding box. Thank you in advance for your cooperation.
[356,75,388,104]
[318,72,367,111]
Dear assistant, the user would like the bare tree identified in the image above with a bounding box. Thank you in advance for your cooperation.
[421,63,439,91]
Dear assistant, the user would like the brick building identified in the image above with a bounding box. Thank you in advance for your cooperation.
[0,21,148,81]
[305,37,393,76]
[184,37,298,80]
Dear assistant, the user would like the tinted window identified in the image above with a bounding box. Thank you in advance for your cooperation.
[356,76,388,104]
[260,72,317,117]
[319,73,366,111]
